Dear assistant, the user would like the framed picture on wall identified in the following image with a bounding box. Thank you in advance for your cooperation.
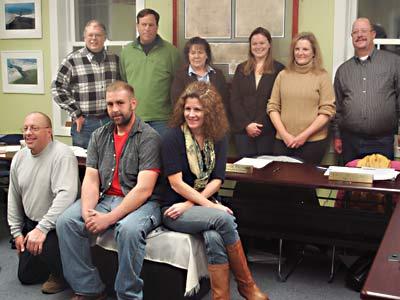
[1,50,44,94]
[0,0,42,39]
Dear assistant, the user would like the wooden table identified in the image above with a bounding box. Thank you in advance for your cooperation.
[226,161,400,288]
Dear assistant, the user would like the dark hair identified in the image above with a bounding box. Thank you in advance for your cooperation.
[169,81,229,141]
[106,80,135,98]
[136,8,160,25]
[287,32,324,73]
[183,36,212,65]
[243,27,274,75]
[84,19,107,37]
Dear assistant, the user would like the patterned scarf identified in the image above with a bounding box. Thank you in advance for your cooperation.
[182,123,215,190]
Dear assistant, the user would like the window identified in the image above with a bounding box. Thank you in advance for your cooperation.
[49,0,144,136]
[358,0,400,54]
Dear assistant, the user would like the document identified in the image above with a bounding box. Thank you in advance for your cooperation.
[234,157,273,169]
[70,146,87,158]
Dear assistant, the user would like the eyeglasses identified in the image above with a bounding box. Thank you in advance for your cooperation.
[21,126,49,133]
[351,29,372,36]
[86,33,105,39]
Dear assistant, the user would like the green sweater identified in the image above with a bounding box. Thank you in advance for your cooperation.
[120,37,180,121]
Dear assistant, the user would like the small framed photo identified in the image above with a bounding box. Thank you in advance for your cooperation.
[0,0,42,39]
[1,50,44,94]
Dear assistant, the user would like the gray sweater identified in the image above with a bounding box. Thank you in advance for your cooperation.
[8,140,79,237]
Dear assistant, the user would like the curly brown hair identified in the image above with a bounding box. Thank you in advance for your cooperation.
[169,81,229,141]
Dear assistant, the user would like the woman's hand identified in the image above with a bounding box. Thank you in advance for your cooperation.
[281,132,296,147]
[246,123,263,138]
[164,201,194,219]
[213,203,234,215]
[290,132,309,148]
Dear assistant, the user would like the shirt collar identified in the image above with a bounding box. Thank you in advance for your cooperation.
[354,47,377,63]
[107,116,143,137]
[188,64,215,76]
[83,47,106,62]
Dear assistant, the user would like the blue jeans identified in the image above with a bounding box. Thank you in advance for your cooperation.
[71,115,110,149]
[162,206,239,265]
[341,131,394,164]
[146,120,168,137]
[56,196,161,300]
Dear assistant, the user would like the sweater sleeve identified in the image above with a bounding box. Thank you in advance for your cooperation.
[317,72,336,118]
[7,154,25,238]
[266,72,283,114]
[37,151,79,234]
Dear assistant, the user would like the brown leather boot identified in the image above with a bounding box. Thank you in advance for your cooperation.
[208,263,230,300]
[226,240,269,300]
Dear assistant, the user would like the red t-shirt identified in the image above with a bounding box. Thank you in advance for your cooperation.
[106,130,129,196]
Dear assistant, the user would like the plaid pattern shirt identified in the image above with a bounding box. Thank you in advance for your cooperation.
[52,47,120,119]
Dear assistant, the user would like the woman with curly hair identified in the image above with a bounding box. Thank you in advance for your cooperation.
[161,81,268,300]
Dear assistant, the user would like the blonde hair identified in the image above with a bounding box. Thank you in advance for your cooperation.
[287,32,325,73]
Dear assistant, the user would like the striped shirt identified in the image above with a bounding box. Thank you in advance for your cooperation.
[333,48,400,138]
[52,47,120,119]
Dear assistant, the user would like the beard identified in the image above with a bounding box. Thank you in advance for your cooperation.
[111,112,132,126]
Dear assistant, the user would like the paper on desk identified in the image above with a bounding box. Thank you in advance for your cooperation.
[324,166,399,181]
[70,146,87,158]
[6,145,21,152]
[234,157,273,169]
[257,155,303,164]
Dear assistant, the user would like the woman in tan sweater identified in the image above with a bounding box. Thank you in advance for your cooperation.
[267,32,335,164]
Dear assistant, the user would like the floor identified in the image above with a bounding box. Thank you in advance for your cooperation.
[0,194,361,300]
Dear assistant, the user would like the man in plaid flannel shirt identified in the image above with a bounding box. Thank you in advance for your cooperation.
[52,20,120,149]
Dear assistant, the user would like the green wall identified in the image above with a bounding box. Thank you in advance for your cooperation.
[0,0,52,134]
[298,0,335,76]
[0,0,335,139]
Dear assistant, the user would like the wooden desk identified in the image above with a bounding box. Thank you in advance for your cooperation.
[361,202,400,299]
[226,161,400,295]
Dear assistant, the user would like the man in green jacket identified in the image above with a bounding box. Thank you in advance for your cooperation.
[120,8,180,136]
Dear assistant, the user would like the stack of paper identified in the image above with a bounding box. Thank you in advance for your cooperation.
[234,157,273,169]
[70,146,87,158]
[324,166,399,181]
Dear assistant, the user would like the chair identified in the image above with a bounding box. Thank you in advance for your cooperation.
[0,134,23,196]
[335,154,400,211]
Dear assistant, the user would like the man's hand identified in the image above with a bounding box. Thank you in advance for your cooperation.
[15,235,25,255]
[74,116,85,133]
[164,201,194,219]
[334,138,342,154]
[24,228,46,256]
[246,123,263,138]
[85,209,112,234]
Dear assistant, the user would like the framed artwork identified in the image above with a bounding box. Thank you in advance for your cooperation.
[1,50,44,94]
[0,0,42,39]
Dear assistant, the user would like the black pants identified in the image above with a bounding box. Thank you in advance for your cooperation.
[341,131,394,164]
[234,132,275,158]
[273,138,329,165]
[18,218,63,284]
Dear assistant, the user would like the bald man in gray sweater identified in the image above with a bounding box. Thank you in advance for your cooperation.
[8,112,79,294]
